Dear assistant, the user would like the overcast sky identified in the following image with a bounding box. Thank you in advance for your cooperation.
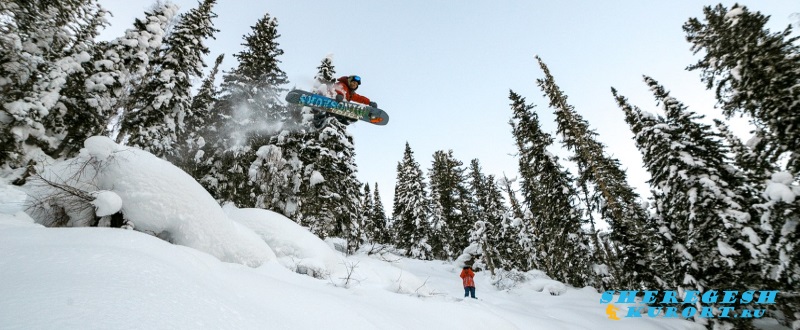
[98,0,798,211]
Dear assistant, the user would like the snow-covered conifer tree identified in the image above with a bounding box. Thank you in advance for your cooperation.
[615,78,765,328]
[109,3,178,134]
[508,90,592,287]
[122,0,219,158]
[466,159,507,274]
[536,57,655,289]
[49,4,111,158]
[297,119,363,252]
[177,53,224,179]
[0,1,109,167]
[685,4,800,171]
[428,150,472,260]
[360,183,374,242]
[202,12,288,205]
[392,142,432,259]
[371,183,390,244]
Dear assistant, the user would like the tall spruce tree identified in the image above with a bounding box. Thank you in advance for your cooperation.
[312,54,337,96]
[535,57,655,289]
[178,53,224,179]
[466,159,507,274]
[46,2,111,159]
[684,4,800,171]
[122,0,219,158]
[614,78,765,327]
[107,3,179,137]
[250,57,330,217]
[0,0,110,167]
[201,12,288,206]
[361,183,376,242]
[371,183,390,244]
[497,174,535,270]
[297,119,363,252]
[428,150,472,260]
[508,90,592,287]
[392,142,432,259]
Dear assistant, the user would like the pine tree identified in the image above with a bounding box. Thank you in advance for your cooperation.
[684,4,800,170]
[202,12,288,205]
[297,119,363,252]
[508,90,592,287]
[615,78,765,327]
[122,0,219,158]
[392,142,432,259]
[371,183,390,244]
[46,2,112,159]
[0,0,110,167]
[217,12,288,127]
[536,57,655,289]
[427,182,452,260]
[428,150,472,260]
[466,159,508,274]
[361,183,375,242]
[497,174,535,270]
[108,3,179,136]
[312,54,337,96]
[178,53,224,179]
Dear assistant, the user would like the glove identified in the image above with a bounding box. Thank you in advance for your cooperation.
[335,94,344,102]
[369,101,378,108]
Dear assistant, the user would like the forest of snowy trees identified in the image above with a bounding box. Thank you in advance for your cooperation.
[1,1,797,328]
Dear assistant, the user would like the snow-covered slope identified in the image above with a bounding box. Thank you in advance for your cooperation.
[0,137,702,329]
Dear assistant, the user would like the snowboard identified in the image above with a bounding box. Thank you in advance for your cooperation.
[285,89,389,126]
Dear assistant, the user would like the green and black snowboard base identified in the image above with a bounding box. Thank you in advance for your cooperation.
[285,89,389,126]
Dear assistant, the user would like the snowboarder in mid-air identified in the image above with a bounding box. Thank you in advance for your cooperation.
[285,74,389,127]
[333,75,377,109]
[325,75,377,125]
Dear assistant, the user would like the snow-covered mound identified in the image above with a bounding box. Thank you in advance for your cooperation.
[27,136,275,267]
[224,204,345,277]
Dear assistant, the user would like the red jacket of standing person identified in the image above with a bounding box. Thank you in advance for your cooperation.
[334,75,375,107]
[460,267,475,287]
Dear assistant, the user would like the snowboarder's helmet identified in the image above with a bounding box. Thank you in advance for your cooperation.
[349,75,361,84]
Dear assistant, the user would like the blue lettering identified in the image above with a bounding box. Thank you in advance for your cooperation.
[753,309,766,318]
[617,290,637,303]
[718,307,734,318]
[683,291,700,304]
[625,306,643,318]
[700,307,714,318]
[701,290,718,304]
[662,290,679,304]
[681,307,697,319]
[757,291,779,304]
[600,291,615,303]
[721,291,738,304]
[641,290,658,304]
[664,307,679,318]
[646,307,663,317]
[740,309,753,318]
[741,291,756,304]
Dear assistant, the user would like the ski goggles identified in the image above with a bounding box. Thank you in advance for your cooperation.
[350,75,361,84]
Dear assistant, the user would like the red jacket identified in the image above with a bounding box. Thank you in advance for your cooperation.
[334,76,371,105]
[460,268,475,287]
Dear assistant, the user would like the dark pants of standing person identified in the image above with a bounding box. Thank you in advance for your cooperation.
[464,286,476,298]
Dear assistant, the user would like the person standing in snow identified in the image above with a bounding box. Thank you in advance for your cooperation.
[460,266,476,299]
